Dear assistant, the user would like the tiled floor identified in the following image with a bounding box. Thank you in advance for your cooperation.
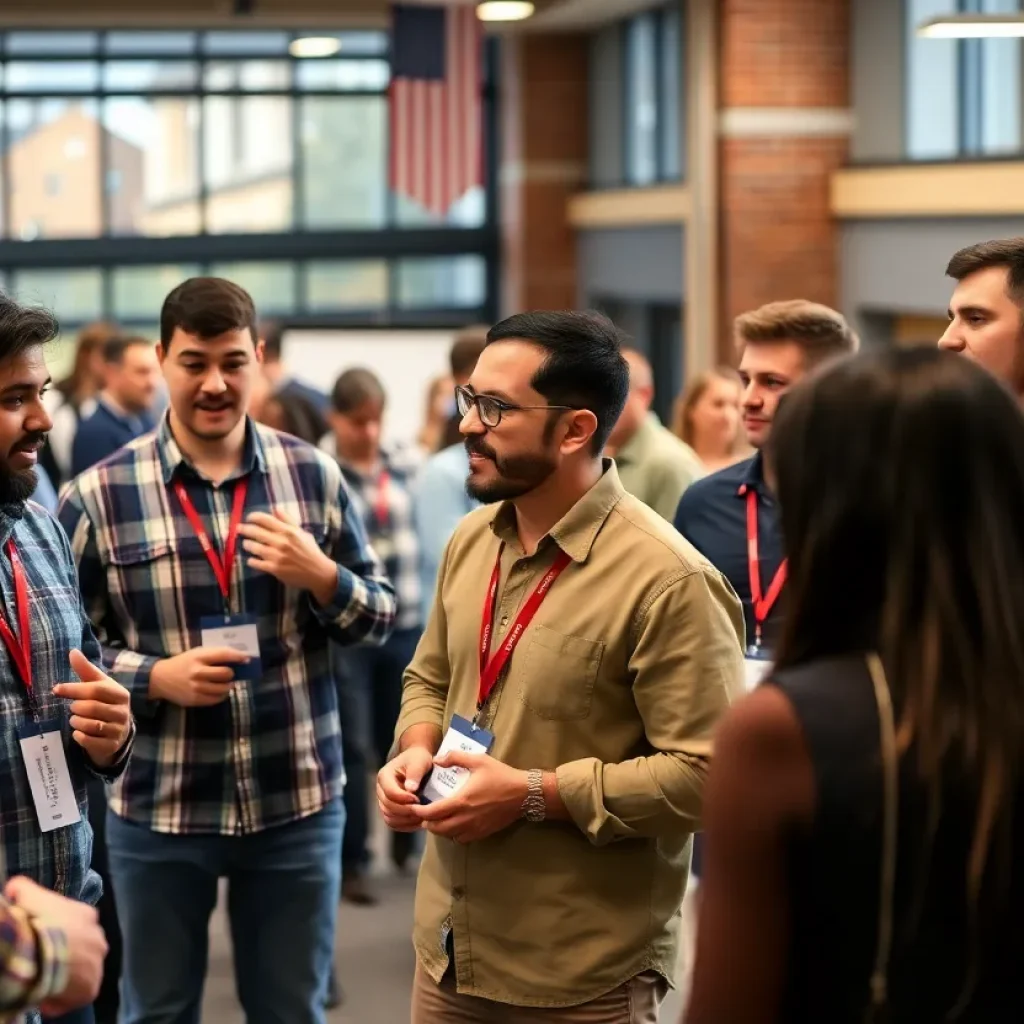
[198,828,696,1023]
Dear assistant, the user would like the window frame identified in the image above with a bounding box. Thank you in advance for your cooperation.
[0,28,501,328]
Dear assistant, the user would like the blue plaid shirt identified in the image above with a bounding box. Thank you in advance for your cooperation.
[0,501,131,913]
[58,417,396,836]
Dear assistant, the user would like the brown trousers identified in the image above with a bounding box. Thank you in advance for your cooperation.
[411,966,667,1024]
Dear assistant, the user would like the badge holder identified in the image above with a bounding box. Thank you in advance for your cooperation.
[17,719,82,833]
[200,613,262,681]
[417,714,494,805]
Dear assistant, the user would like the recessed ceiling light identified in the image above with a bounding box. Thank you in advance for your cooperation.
[918,15,1024,38]
[476,2,536,23]
[289,36,342,58]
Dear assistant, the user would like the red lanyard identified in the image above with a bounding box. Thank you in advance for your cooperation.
[746,488,787,648]
[0,541,32,692]
[173,478,249,604]
[477,544,572,711]
[374,469,390,531]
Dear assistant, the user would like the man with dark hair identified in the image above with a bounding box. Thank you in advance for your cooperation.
[378,310,744,1022]
[0,294,136,1024]
[438,325,489,451]
[58,277,396,1024]
[675,299,857,679]
[325,368,422,904]
[940,237,1024,397]
[258,319,329,416]
[70,336,160,478]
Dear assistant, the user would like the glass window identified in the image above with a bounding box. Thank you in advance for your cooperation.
[208,261,297,315]
[103,61,198,91]
[306,260,389,311]
[300,97,386,229]
[980,0,1022,154]
[203,96,293,234]
[111,264,201,321]
[5,61,100,92]
[294,31,388,57]
[7,99,101,240]
[10,268,103,322]
[624,14,658,186]
[204,60,292,91]
[105,32,197,56]
[660,3,683,180]
[201,31,291,56]
[395,256,486,309]
[906,0,960,159]
[6,32,98,56]
[295,59,390,91]
[104,97,201,236]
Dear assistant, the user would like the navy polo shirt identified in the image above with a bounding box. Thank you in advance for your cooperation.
[673,452,785,651]
[71,398,156,478]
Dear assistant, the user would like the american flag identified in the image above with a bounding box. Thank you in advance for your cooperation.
[389,3,484,217]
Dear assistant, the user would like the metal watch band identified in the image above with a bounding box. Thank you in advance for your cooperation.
[522,769,546,823]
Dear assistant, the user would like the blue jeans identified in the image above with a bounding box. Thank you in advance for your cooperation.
[106,799,344,1024]
[335,627,421,870]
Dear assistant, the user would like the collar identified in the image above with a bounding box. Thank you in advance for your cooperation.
[736,451,767,498]
[613,412,660,466]
[489,459,625,564]
[156,412,267,486]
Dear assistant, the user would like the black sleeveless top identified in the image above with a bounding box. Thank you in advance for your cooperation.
[769,655,1024,1023]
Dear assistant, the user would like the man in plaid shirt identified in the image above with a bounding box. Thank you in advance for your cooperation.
[322,368,422,905]
[58,278,396,1024]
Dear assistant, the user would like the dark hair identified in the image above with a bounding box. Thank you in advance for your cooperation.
[56,321,118,402]
[486,310,629,453]
[160,277,257,349]
[735,299,858,369]
[265,391,328,446]
[946,237,1024,309]
[450,325,489,380]
[0,293,59,364]
[331,368,386,415]
[770,346,1024,955]
[260,319,284,362]
[102,334,153,365]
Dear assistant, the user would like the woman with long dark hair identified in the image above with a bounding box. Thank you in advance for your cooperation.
[685,346,1024,1023]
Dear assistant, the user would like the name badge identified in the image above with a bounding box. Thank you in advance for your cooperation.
[18,720,82,833]
[744,646,772,692]
[200,614,262,681]
[419,714,495,805]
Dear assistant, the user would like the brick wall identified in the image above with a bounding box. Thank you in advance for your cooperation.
[718,0,851,356]
[500,34,588,315]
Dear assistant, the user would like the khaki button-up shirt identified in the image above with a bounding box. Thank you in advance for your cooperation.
[396,463,745,1007]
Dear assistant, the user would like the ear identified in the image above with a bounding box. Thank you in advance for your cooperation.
[255,339,266,366]
[156,343,166,368]
[559,408,599,457]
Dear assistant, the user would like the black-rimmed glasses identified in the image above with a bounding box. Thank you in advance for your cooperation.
[454,385,576,429]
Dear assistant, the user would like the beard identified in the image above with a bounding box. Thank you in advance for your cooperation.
[464,436,558,504]
[0,432,46,506]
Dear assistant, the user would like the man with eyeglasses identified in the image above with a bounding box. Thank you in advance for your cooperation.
[378,311,744,1023]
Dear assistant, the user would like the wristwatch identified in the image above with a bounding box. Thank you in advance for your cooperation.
[522,769,546,823]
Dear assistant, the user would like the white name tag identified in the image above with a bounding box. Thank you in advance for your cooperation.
[420,714,494,805]
[200,614,261,681]
[18,721,82,833]
[744,657,771,692]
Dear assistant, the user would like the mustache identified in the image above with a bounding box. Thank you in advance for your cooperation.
[465,437,497,460]
[12,431,47,451]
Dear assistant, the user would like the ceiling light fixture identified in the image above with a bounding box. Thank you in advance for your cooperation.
[476,1,536,23]
[289,36,342,58]
[918,14,1024,38]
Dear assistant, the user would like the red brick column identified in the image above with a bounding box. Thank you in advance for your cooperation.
[717,0,851,351]
[499,33,588,314]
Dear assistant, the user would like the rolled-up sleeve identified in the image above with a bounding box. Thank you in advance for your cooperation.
[556,566,744,846]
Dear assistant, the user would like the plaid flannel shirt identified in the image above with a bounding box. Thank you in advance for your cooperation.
[337,449,421,632]
[58,417,396,836]
[0,899,67,1023]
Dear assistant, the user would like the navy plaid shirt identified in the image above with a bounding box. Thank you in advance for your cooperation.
[58,417,396,836]
[0,501,131,917]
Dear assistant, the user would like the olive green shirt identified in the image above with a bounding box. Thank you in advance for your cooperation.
[396,462,745,1007]
[614,412,706,521]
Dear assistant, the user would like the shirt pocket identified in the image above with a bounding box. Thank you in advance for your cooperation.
[517,624,605,721]
[107,539,174,621]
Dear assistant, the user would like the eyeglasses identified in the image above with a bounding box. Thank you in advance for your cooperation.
[454,385,576,429]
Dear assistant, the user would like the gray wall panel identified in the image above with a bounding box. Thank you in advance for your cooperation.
[577,225,684,305]
[850,0,905,163]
